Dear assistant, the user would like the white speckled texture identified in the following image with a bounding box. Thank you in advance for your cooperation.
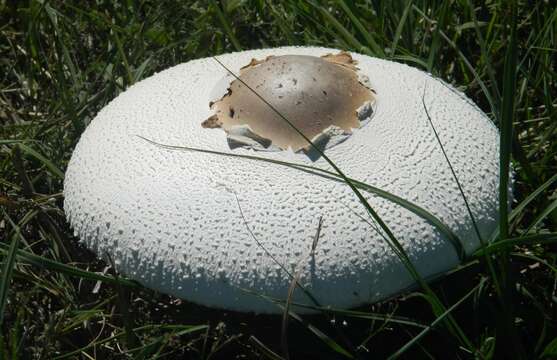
[64,47,501,313]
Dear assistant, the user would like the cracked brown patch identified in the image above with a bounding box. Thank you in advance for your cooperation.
[203,51,375,152]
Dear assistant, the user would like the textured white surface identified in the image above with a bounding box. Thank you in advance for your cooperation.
[64,47,501,313]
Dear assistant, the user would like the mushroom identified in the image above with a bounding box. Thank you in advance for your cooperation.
[64,47,502,313]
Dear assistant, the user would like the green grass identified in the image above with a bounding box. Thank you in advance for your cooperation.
[1,0,556,358]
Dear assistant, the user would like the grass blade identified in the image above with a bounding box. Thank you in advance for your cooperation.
[525,198,557,234]
[421,87,484,246]
[336,0,385,56]
[389,1,413,57]
[499,3,518,243]
[249,336,285,360]
[473,233,557,257]
[287,310,354,359]
[307,1,372,56]
[210,0,242,51]
[496,3,526,358]
[211,55,474,352]
[426,0,449,73]
[16,143,64,180]
[489,173,557,241]
[0,229,21,327]
[388,278,485,359]
[139,137,465,260]
[0,243,140,288]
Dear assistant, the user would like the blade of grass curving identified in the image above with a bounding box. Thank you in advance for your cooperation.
[211,57,474,351]
[306,1,372,56]
[511,253,557,275]
[249,336,285,360]
[323,309,427,329]
[525,198,557,235]
[489,173,557,241]
[0,140,34,145]
[0,243,140,288]
[235,191,362,355]
[389,0,413,57]
[287,310,354,359]
[473,233,557,257]
[132,56,153,84]
[0,227,21,327]
[139,137,464,260]
[421,86,499,292]
[16,143,64,180]
[336,0,385,56]
[388,278,485,359]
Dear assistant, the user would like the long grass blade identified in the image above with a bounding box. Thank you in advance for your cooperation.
[307,1,372,56]
[525,199,557,234]
[496,3,526,357]
[421,87,484,245]
[0,230,21,327]
[287,310,354,359]
[210,0,242,51]
[210,56,474,351]
[16,143,64,180]
[0,243,140,288]
[139,137,465,260]
[389,1,413,57]
[249,336,285,360]
[489,173,557,241]
[336,0,385,56]
[388,278,485,359]
[473,233,557,257]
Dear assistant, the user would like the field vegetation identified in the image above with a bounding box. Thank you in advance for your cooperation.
[1,1,556,358]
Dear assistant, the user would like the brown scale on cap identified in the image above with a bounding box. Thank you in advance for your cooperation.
[202,51,375,152]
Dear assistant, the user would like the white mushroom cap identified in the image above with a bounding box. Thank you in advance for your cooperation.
[64,47,502,313]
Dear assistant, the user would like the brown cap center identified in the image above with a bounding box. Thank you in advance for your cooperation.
[203,52,375,152]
